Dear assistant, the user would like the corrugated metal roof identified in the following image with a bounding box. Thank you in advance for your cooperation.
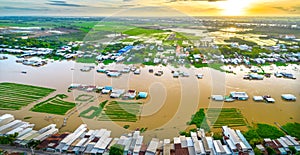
[147,138,159,153]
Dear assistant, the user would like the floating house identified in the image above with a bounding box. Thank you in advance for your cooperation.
[155,71,163,76]
[182,72,190,77]
[281,72,296,79]
[196,74,203,79]
[138,92,148,98]
[107,72,121,77]
[102,86,113,94]
[265,98,275,103]
[274,72,283,78]
[121,67,130,73]
[230,92,248,100]
[134,69,141,75]
[80,66,93,72]
[123,90,137,99]
[253,96,264,102]
[96,69,106,73]
[173,72,179,78]
[281,94,296,101]
[211,95,224,101]
[110,89,125,98]
[249,74,264,80]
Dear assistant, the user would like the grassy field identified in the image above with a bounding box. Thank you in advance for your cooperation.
[123,27,166,36]
[206,108,247,128]
[0,82,55,110]
[76,56,97,64]
[98,101,142,122]
[79,100,108,119]
[31,94,75,115]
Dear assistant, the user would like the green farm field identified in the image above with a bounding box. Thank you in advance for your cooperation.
[31,94,75,115]
[98,101,142,122]
[206,108,248,128]
[0,82,55,110]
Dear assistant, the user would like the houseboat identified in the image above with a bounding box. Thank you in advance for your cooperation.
[211,95,224,101]
[134,69,141,75]
[230,92,249,100]
[196,74,203,79]
[281,94,296,101]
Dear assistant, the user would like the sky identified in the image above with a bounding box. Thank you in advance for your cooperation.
[0,0,299,16]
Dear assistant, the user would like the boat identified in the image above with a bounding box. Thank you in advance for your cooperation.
[182,72,189,77]
[155,72,162,76]
[224,96,235,102]
[196,74,203,79]
[0,56,8,60]
[134,69,141,75]
[224,98,235,102]
[21,71,27,74]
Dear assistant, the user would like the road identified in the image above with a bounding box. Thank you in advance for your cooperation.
[0,145,60,155]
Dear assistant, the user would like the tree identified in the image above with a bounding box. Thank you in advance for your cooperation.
[289,146,297,154]
[27,140,40,149]
[212,132,223,140]
[266,147,276,155]
[254,147,263,155]
[109,144,124,155]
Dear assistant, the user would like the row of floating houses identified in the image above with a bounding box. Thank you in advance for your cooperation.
[243,68,296,80]
[96,66,204,79]
[211,92,297,103]
[69,84,148,99]
[1,113,299,155]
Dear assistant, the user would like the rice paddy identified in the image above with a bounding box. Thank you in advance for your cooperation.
[98,101,142,122]
[31,94,75,115]
[206,108,248,128]
[0,82,55,110]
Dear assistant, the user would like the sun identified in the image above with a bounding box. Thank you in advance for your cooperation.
[217,0,253,16]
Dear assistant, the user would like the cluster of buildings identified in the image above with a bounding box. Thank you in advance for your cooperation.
[96,45,134,63]
[1,113,299,155]
[69,84,148,99]
[0,46,53,56]
[1,37,299,71]
[253,52,299,65]
[257,135,300,154]
[0,114,58,146]
[231,43,252,51]
[96,65,141,77]
[15,58,47,67]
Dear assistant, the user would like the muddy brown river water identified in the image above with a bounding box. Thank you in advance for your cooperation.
[0,54,299,142]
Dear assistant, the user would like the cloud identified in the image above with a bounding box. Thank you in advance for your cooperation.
[1,6,47,11]
[166,0,226,2]
[46,0,85,7]
[275,6,300,13]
